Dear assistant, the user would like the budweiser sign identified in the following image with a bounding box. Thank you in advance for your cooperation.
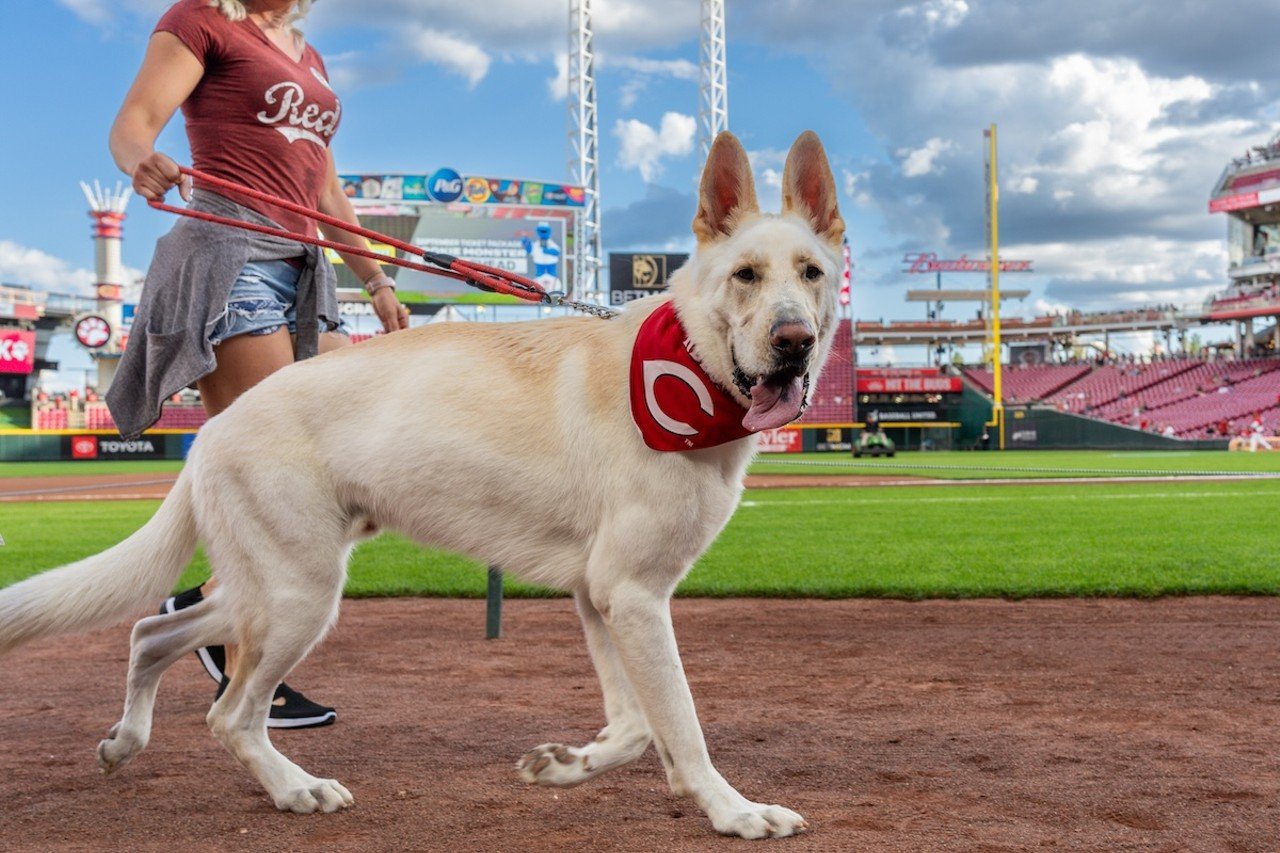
[903,252,1033,274]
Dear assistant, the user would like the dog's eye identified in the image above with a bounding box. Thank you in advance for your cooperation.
[804,265,823,281]
[733,267,756,283]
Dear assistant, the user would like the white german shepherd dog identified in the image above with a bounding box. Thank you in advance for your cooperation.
[0,131,843,840]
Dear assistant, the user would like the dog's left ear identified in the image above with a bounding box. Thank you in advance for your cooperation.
[781,131,844,247]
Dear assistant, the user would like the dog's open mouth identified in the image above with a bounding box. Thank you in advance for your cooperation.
[733,364,808,432]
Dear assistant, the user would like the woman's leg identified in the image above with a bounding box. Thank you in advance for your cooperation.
[193,326,295,611]
[177,329,337,728]
[196,328,295,416]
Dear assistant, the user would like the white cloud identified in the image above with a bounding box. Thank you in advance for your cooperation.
[897,137,954,177]
[403,27,491,88]
[842,169,873,206]
[1021,236,1226,309]
[606,56,698,81]
[619,78,646,109]
[614,113,696,182]
[59,0,173,27]
[1009,175,1039,194]
[0,241,99,296]
[896,0,970,31]
[57,0,110,25]
[547,51,569,101]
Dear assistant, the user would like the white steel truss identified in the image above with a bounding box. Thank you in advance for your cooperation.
[568,0,601,298]
[698,0,728,158]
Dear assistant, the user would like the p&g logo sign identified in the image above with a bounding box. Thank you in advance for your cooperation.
[427,168,463,202]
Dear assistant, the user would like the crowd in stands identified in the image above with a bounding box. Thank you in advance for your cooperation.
[33,387,209,431]
[1207,282,1280,311]
[963,353,1280,440]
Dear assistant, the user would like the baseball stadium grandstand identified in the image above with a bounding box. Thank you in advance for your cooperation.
[962,355,1280,438]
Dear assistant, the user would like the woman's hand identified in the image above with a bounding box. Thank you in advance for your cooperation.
[131,151,192,202]
[370,286,410,333]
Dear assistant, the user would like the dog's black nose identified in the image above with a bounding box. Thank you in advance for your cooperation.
[770,321,815,358]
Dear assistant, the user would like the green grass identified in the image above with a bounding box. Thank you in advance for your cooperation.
[0,406,31,429]
[3,477,1278,598]
[749,449,1280,479]
[0,460,186,478]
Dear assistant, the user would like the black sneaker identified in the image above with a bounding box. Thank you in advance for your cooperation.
[213,679,337,729]
[159,586,225,683]
[267,682,337,729]
[163,588,337,730]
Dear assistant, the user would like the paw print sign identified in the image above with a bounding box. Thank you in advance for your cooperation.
[74,314,112,349]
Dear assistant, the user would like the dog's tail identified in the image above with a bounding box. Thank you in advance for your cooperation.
[0,471,198,656]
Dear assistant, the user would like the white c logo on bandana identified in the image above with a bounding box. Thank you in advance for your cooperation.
[643,359,714,436]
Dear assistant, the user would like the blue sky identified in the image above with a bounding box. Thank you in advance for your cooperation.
[3,0,1279,378]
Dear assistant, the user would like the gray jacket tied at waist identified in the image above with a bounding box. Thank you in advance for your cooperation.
[105,189,339,439]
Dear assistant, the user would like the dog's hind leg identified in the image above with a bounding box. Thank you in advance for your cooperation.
[204,553,353,815]
[518,590,652,786]
[97,598,230,774]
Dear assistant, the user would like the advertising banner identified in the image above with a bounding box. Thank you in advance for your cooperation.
[757,428,802,453]
[0,329,35,375]
[390,207,568,296]
[856,376,962,393]
[1009,342,1050,366]
[813,427,852,452]
[340,172,586,207]
[859,406,945,422]
[66,435,167,460]
[608,253,689,306]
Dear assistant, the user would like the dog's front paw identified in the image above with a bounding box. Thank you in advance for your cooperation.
[96,723,145,775]
[517,743,592,787]
[273,778,354,814]
[711,803,807,840]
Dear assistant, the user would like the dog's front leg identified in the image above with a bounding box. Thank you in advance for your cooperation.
[594,580,806,840]
[519,591,652,786]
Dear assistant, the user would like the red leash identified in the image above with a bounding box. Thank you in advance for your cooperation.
[146,166,551,303]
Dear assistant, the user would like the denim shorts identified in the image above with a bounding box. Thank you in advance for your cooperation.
[209,259,348,345]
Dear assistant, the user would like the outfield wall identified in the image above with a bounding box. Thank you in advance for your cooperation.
[0,415,1231,462]
[0,431,195,462]
[1001,407,1229,451]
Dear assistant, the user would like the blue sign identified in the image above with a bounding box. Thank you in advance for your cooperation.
[427,168,463,203]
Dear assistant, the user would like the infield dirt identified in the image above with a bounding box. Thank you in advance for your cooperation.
[2,597,1277,851]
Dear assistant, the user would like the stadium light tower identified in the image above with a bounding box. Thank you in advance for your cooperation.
[80,180,131,392]
[698,0,728,158]
[568,0,601,298]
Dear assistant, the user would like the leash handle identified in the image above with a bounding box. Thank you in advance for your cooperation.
[147,167,550,302]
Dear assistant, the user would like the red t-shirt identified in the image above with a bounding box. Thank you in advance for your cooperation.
[155,0,341,235]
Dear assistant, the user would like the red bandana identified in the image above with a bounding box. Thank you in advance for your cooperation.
[629,302,754,451]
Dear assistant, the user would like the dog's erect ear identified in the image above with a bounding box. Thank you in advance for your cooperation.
[781,131,844,247]
[692,132,759,244]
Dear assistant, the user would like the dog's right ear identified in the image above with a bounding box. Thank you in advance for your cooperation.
[692,132,759,244]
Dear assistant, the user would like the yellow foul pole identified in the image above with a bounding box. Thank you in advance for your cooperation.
[985,124,1005,449]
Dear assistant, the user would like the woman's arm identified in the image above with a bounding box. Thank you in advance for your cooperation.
[109,32,204,200]
[316,151,409,332]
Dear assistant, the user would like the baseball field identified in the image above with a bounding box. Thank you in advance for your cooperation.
[2,450,1279,849]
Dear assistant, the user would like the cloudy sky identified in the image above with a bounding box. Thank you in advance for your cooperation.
[3,0,1278,374]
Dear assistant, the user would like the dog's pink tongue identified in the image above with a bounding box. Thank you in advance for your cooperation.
[742,375,805,432]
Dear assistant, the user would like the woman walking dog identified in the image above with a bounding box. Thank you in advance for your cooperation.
[106,0,409,727]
